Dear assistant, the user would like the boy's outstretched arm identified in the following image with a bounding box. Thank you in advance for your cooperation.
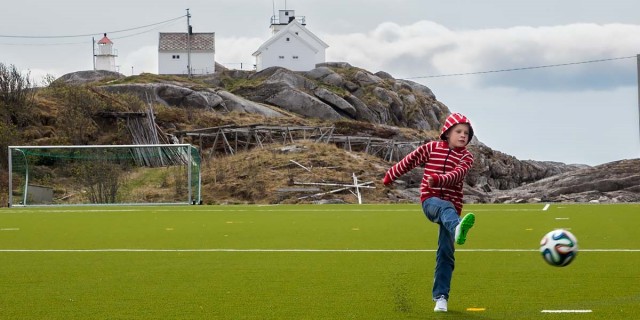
[382,172,393,186]
[382,144,430,186]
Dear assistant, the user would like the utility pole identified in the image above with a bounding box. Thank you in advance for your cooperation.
[92,37,95,70]
[186,8,192,78]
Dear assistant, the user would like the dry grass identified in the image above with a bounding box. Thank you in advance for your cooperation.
[201,141,393,204]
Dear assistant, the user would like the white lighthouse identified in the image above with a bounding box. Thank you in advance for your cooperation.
[94,33,118,72]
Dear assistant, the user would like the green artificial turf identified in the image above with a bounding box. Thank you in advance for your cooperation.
[0,203,638,319]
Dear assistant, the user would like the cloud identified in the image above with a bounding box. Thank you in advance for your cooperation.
[120,46,158,75]
[321,21,640,91]
[214,37,265,71]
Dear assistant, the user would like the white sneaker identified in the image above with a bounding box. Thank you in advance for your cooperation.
[433,296,448,312]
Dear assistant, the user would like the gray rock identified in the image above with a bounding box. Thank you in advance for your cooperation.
[55,70,125,86]
[304,66,335,80]
[374,71,394,80]
[98,83,223,110]
[343,80,360,92]
[216,90,284,117]
[266,88,343,120]
[353,70,383,86]
[265,68,318,91]
[314,88,357,117]
[316,62,353,69]
[322,73,346,88]
[395,79,436,99]
[343,94,379,124]
[373,87,404,124]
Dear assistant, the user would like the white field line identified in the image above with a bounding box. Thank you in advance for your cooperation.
[541,310,592,313]
[1,248,639,253]
[542,204,550,211]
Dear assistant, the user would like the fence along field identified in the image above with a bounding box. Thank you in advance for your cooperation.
[0,203,638,319]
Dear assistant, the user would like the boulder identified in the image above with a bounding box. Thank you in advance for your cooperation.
[98,83,223,110]
[56,70,125,86]
[266,87,342,120]
[304,66,335,80]
[353,70,383,86]
[216,90,284,117]
[343,94,380,124]
[264,68,318,91]
[313,88,357,118]
[316,62,353,69]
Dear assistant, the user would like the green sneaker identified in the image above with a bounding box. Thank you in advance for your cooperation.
[455,213,475,245]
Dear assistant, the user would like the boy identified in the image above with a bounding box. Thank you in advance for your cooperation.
[382,112,476,312]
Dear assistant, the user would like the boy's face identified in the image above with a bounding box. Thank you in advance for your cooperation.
[445,123,471,148]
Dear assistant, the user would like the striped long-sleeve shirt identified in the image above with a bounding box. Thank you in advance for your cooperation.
[384,140,474,215]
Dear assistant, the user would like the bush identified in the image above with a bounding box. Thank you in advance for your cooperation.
[0,63,35,169]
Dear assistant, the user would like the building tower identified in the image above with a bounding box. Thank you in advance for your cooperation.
[270,9,305,34]
[94,33,118,72]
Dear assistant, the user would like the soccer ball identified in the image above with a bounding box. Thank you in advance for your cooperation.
[539,229,578,267]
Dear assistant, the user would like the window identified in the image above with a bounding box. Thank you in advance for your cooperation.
[278,55,285,59]
[293,56,299,59]
[172,55,180,59]
[286,37,290,42]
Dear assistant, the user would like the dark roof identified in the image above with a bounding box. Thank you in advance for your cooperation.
[158,32,215,51]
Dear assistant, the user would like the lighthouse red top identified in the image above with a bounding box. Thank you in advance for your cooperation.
[97,33,113,44]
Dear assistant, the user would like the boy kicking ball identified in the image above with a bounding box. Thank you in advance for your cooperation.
[382,112,476,312]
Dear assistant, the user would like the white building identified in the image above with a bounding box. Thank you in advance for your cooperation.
[94,33,117,72]
[252,10,328,72]
[158,32,215,75]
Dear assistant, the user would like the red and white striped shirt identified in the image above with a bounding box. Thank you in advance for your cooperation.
[385,140,474,215]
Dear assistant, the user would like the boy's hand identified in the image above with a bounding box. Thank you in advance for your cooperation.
[382,173,393,186]
[426,176,434,187]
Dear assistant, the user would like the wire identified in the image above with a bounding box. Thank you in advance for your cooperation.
[0,15,185,39]
[107,20,185,40]
[402,55,637,79]
[0,19,184,46]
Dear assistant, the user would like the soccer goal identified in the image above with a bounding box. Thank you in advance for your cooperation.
[7,144,201,207]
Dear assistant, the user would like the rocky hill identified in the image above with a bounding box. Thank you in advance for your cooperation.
[48,64,639,204]
[486,159,640,203]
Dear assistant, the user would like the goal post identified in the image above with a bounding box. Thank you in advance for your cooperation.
[7,144,201,207]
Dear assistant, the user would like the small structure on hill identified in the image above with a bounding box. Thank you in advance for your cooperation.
[94,33,118,72]
[252,9,328,71]
[158,32,215,75]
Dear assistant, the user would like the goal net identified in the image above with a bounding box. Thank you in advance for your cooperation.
[8,144,201,207]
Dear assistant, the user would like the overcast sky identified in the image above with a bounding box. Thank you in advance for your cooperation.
[2,0,640,165]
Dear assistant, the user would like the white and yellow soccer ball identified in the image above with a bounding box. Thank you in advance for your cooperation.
[540,229,578,267]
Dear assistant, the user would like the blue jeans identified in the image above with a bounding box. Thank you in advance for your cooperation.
[422,197,461,300]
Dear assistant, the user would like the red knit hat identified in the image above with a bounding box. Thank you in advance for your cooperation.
[439,112,474,144]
